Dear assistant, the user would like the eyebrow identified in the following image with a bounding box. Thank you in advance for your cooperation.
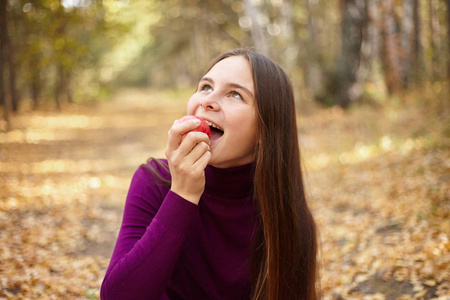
[200,77,254,99]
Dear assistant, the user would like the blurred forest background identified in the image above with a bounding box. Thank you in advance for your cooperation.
[0,0,449,117]
[0,0,449,299]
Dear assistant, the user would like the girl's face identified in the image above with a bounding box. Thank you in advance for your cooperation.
[187,56,258,168]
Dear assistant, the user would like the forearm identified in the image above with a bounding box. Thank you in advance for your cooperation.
[101,220,183,299]
[101,190,198,300]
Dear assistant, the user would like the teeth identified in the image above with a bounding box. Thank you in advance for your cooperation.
[205,120,223,131]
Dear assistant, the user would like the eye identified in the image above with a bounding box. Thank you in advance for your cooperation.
[230,91,243,100]
[200,84,213,93]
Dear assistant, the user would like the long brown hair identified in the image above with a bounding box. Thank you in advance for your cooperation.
[209,49,318,299]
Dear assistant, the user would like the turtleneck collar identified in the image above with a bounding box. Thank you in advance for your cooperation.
[203,162,255,200]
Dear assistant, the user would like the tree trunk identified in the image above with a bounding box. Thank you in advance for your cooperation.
[447,0,450,84]
[0,1,10,130]
[243,0,268,56]
[192,5,210,82]
[21,6,41,109]
[54,5,64,110]
[366,0,381,81]
[65,71,73,103]
[5,12,18,112]
[31,61,41,110]
[411,0,425,85]
[335,0,367,108]
[428,0,441,81]
[359,0,374,87]
[54,64,66,111]
[401,0,413,88]
[279,0,297,73]
[304,0,326,100]
[0,55,9,131]
[380,0,402,94]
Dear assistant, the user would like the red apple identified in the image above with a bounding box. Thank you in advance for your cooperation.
[177,116,211,139]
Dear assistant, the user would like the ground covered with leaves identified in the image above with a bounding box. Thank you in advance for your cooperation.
[0,87,448,299]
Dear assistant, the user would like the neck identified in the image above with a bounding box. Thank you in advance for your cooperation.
[204,162,255,199]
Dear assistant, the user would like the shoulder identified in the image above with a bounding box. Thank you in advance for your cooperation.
[126,159,171,210]
[129,158,171,195]
[134,158,171,184]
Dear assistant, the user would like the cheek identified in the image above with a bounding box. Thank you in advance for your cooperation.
[232,111,258,142]
[186,95,198,115]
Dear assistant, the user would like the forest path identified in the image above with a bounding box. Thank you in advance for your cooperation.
[0,89,187,298]
[0,88,448,299]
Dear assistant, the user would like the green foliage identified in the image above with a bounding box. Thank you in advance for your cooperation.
[7,0,121,105]
[2,0,449,109]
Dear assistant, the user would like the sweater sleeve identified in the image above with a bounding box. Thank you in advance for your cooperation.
[100,165,198,300]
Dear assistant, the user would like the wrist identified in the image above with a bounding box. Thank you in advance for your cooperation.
[170,188,201,205]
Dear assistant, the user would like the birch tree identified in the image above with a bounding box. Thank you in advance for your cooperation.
[243,0,268,55]
[401,0,414,88]
[447,0,450,83]
[335,0,366,107]
[365,0,381,81]
[0,0,11,129]
[428,0,441,81]
[304,0,325,98]
[411,0,425,85]
[381,0,402,94]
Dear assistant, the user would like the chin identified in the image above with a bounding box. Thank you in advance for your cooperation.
[208,156,221,167]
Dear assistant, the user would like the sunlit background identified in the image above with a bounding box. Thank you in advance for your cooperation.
[0,0,449,299]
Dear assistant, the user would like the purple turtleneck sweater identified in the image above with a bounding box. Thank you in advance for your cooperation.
[101,159,258,300]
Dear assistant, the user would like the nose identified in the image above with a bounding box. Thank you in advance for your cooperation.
[200,94,220,111]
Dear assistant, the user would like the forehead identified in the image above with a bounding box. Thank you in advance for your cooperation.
[205,56,254,90]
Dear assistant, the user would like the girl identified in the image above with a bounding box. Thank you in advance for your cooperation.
[101,49,318,300]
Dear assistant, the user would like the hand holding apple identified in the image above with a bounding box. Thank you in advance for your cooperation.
[177,116,211,139]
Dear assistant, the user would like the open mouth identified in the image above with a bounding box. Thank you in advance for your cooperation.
[205,120,224,142]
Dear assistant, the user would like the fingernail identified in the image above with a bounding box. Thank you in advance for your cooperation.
[193,119,201,125]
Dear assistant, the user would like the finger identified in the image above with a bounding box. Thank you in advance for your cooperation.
[185,141,210,163]
[165,132,210,167]
[174,118,201,133]
[166,145,210,182]
[178,145,211,176]
[192,149,211,171]
[166,118,202,152]
[177,132,211,156]
[171,140,209,170]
